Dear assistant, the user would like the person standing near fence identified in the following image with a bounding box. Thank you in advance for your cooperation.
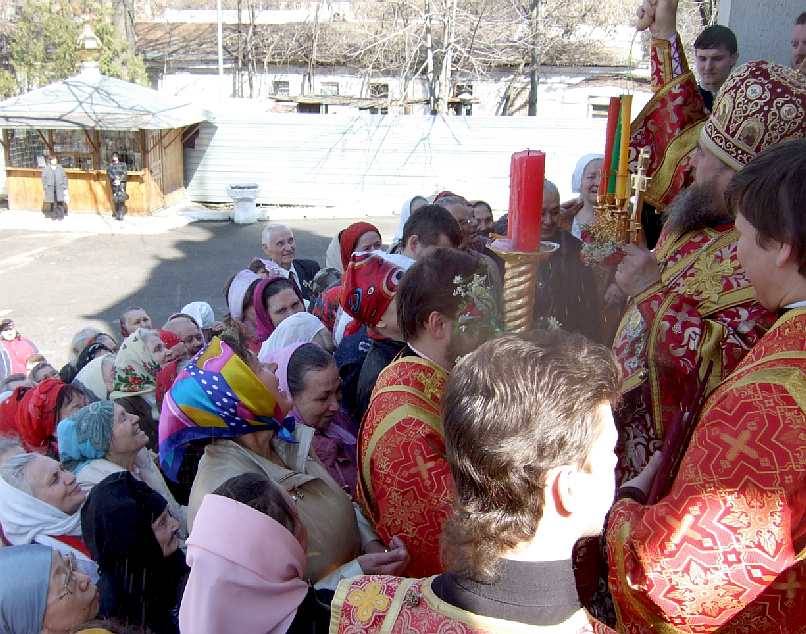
[107,152,128,221]
[41,155,68,221]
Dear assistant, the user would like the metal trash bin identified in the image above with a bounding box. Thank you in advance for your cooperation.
[227,183,260,224]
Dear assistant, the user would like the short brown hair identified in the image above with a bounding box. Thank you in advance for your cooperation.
[400,204,462,249]
[726,138,806,275]
[440,330,621,582]
[797,11,806,25]
[397,247,481,340]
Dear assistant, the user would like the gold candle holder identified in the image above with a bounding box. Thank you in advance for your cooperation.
[491,241,559,333]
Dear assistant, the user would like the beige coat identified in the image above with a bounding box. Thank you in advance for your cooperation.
[188,424,372,588]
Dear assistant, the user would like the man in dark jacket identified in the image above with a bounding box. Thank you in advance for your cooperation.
[107,152,128,221]
[41,155,68,221]
[260,224,320,302]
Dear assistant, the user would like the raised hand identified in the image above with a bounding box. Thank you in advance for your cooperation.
[635,0,677,38]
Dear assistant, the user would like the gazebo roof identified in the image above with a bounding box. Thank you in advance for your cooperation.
[0,66,211,131]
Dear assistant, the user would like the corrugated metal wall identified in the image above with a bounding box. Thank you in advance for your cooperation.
[185,103,608,213]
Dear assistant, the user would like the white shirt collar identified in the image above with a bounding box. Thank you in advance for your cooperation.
[784,300,806,310]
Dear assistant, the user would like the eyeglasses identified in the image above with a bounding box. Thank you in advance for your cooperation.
[57,552,78,601]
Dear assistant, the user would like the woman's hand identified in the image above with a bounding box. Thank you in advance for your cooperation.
[358,536,410,576]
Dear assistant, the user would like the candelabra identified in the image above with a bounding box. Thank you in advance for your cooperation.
[490,241,559,333]
[591,147,651,247]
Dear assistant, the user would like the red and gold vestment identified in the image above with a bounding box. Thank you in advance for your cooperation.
[330,575,614,634]
[356,354,453,577]
[607,308,806,633]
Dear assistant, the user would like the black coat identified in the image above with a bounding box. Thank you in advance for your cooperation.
[292,259,321,301]
[535,230,605,344]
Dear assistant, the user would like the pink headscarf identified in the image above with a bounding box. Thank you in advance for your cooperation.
[253,275,306,343]
[179,494,308,634]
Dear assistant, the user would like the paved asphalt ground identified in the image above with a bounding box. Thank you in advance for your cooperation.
[0,216,400,367]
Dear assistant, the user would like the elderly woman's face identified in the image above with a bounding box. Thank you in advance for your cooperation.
[145,336,167,367]
[294,362,342,431]
[42,551,99,632]
[581,159,603,206]
[26,455,85,515]
[109,404,148,456]
[152,508,181,557]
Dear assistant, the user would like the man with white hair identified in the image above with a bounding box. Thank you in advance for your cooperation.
[260,223,320,302]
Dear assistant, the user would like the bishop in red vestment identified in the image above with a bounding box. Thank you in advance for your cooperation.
[607,135,806,633]
[611,1,803,484]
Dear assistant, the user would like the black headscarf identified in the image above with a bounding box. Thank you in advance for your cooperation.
[81,472,188,634]
[75,342,113,375]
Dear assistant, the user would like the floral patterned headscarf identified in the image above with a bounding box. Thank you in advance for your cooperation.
[110,329,161,399]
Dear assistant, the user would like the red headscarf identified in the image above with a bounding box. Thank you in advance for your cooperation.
[253,274,306,342]
[14,378,66,453]
[0,386,26,438]
[340,252,404,338]
[339,222,381,269]
[312,284,342,332]
[159,330,181,349]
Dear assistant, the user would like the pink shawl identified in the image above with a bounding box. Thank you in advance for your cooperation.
[179,494,308,634]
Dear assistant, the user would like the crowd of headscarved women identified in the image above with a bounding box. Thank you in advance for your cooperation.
[0,159,614,634]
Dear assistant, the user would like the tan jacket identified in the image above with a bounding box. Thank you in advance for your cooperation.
[189,425,373,588]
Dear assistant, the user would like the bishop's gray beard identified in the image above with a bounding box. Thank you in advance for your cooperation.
[663,182,733,236]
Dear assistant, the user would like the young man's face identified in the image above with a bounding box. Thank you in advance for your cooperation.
[735,212,783,311]
[694,46,738,93]
[792,24,806,69]
[577,402,618,537]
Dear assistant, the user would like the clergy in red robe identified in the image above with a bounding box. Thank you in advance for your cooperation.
[607,138,806,633]
[610,1,806,485]
[357,247,497,578]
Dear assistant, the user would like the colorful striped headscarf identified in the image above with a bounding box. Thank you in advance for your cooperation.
[158,337,295,482]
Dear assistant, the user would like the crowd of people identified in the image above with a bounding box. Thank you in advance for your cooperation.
[0,1,805,633]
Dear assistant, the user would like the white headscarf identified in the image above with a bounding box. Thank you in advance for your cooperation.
[571,154,604,194]
[392,195,429,246]
[73,354,112,401]
[181,302,216,331]
[325,236,343,273]
[0,471,98,581]
[258,313,327,362]
[227,270,262,322]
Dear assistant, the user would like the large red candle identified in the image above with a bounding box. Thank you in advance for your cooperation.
[510,150,545,252]
[507,153,520,239]
[600,97,621,194]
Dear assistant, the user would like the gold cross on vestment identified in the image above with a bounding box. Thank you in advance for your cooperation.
[664,513,703,543]
[411,452,437,484]
[720,430,759,463]
[416,371,443,401]
[772,570,801,601]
